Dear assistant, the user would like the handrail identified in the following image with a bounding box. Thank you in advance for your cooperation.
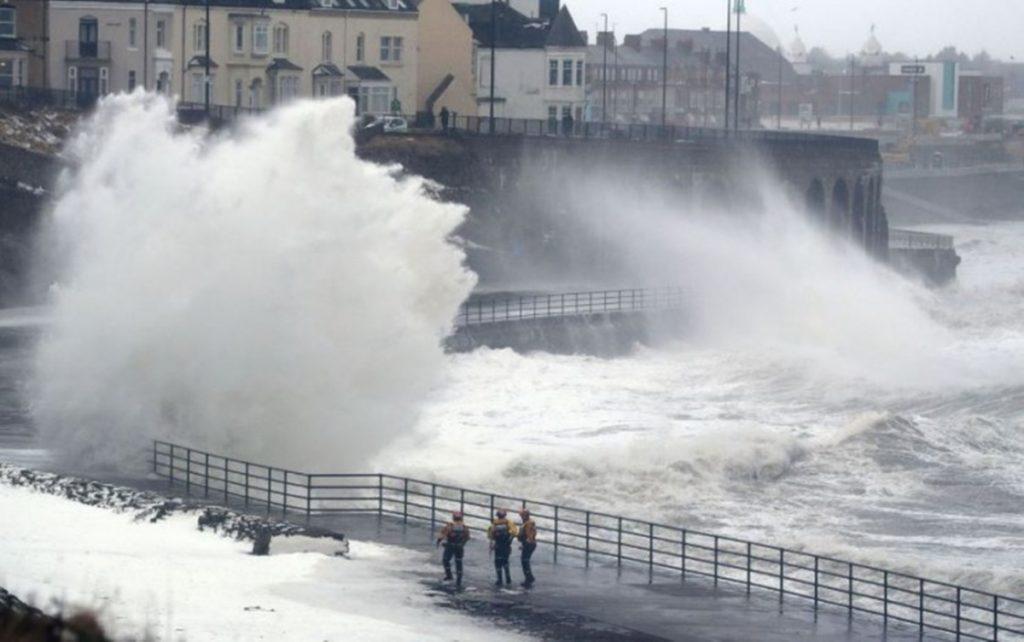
[456,286,686,327]
[889,228,955,251]
[149,440,1022,641]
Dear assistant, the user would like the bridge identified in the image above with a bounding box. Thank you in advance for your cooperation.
[150,440,1023,641]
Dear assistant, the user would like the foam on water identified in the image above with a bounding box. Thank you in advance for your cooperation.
[32,93,475,470]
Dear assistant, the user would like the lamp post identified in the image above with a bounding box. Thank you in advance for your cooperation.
[776,45,783,129]
[204,0,211,116]
[848,54,855,131]
[601,12,608,126]
[724,0,731,131]
[489,0,496,134]
[733,0,743,131]
[660,7,668,129]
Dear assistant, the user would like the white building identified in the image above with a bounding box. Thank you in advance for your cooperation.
[454,1,586,122]
[889,60,959,118]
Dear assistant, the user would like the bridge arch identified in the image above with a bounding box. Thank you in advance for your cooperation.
[805,178,826,220]
[830,178,850,230]
[851,179,866,244]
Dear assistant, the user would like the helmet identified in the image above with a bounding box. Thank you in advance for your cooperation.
[519,508,530,519]
[452,511,464,521]
[496,509,507,518]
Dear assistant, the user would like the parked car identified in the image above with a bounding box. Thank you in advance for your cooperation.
[359,114,408,134]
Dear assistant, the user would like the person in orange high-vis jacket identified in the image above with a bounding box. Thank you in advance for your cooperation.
[436,511,470,586]
[488,509,519,586]
[518,509,538,587]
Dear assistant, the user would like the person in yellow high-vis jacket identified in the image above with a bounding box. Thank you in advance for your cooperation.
[487,509,519,586]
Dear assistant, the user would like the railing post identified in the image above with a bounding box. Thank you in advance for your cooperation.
[378,474,384,516]
[848,563,854,618]
[713,536,719,585]
[956,587,962,641]
[403,478,409,524]
[168,444,175,487]
[297,472,308,522]
[244,462,250,508]
[459,488,465,514]
[994,595,999,641]
[152,441,157,475]
[203,453,210,498]
[813,557,819,611]
[430,483,437,533]
[185,448,192,495]
[266,467,272,516]
[681,530,687,581]
[553,505,559,564]
[283,470,288,518]
[617,517,623,570]
[223,458,229,504]
[779,549,785,602]
[746,542,751,594]
[883,571,888,625]
[489,494,495,519]
[585,511,591,568]
[648,523,654,584]
[919,578,925,634]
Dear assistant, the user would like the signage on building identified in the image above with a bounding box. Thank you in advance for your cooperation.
[901,65,926,75]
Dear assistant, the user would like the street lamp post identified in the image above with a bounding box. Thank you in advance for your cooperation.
[489,0,496,134]
[204,0,211,116]
[776,46,783,129]
[724,0,731,131]
[660,7,668,129]
[733,0,742,131]
[601,13,608,127]
[849,55,855,131]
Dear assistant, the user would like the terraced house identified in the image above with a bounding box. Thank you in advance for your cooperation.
[46,0,420,114]
[0,0,33,89]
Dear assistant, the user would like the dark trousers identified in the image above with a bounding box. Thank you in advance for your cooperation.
[442,544,464,579]
[494,545,512,583]
[521,542,536,582]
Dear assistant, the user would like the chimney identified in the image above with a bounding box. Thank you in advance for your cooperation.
[623,34,641,51]
[539,0,559,22]
[579,30,589,45]
[596,31,616,48]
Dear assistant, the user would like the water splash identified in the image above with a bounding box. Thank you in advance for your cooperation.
[32,93,475,470]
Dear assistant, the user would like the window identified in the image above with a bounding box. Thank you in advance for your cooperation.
[156,19,166,48]
[548,60,558,86]
[576,60,584,86]
[191,72,204,100]
[273,24,289,54]
[128,18,137,48]
[253,23,268,55]
[391,37,403,62]
[233,23,244,53]
[562,59,572,86]
[380,36,391,61]
[234,79,243,106]
[321,31,332,61]
[0,8,14,39]
[356,33,364,62]
[67,66,77,92]
[193,21,207,52]
[358,85,392,114]
[128,70,136,91]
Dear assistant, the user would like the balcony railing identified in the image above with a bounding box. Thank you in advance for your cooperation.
[65,40,111,61]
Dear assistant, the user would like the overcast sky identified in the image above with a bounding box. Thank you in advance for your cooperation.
[566,0,1024,61]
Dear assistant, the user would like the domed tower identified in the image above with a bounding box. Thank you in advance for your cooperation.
[788,26,811,75]
[859,25,884,68]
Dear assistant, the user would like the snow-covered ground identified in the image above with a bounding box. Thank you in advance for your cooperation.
[0,482,524,641]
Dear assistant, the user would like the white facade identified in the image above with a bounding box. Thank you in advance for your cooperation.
[476,46,585,121]
[889,60,959,118]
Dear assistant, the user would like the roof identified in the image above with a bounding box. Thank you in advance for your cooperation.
[312,62,344,77]
[55,0,416,13]
[453,2,584,50]
[266,57,303,72]
[635,28,796,81]
[187,55,218,69]
[347,65,390,81]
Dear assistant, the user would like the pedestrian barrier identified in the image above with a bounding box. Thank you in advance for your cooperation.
[456,287,686,327]
[152,440,1022,641]
[889,228,956,251]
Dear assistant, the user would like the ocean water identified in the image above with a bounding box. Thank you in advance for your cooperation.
[383,221,1024,596]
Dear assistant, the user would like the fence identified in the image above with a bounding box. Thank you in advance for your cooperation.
[0,87,84,111]
[889,228,956,251]
[152,440,1022,641]
[456,287,685,327]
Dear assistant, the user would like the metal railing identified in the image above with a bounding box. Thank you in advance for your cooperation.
[456,287,686,327]
[889,228,956,251]
[152,440,1022,641]
[0,87,84,111]
[446,114,878,151]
